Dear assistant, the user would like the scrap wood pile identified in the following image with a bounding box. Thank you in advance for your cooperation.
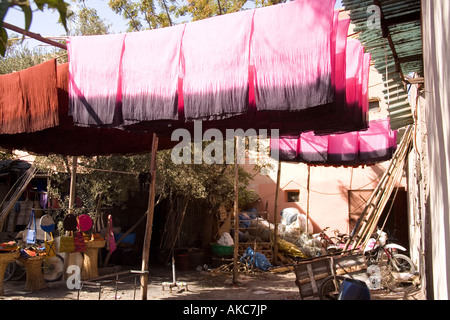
[212,207,329,274]
[211,259,262,276]
[246,208,325,262]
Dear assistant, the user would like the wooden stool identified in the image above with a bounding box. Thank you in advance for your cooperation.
[0,251,20,296]
[82,240,106,280]
[21,256,47,292]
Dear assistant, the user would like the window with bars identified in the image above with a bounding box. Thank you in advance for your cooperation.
[285,190,300,202]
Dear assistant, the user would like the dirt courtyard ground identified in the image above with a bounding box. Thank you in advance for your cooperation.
[1,263,424,301]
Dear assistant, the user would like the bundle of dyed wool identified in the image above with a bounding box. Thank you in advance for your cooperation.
[66,0,373,137]
[0,59,59,134]
[271,118,397,166]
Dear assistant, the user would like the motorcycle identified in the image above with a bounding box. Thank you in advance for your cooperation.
[364,229,416,274]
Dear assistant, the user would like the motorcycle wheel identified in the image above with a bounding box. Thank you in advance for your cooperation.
[388,253,416,273]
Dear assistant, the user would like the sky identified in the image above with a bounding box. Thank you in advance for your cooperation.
[3,0,344,49]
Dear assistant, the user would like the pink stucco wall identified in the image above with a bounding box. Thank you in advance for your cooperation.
[245,160,405,237]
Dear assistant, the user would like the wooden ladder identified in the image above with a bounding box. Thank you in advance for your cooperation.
[0,165,38,229]
[344,125,413,251]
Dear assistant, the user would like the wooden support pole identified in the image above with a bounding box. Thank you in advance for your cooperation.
[306,165,311,234]
[2,22,67,50]
[273,160,281,265]
[232,137,240,284]
[68,156,77,213]
[64,156,77,280]
[140,133,159,300]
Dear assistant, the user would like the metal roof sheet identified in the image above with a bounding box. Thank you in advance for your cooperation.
[342,0,423,130]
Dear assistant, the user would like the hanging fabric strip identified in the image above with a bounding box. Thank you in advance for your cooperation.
[0,72,25,134]
[68,33,126,127]
[328,131,359,162]
[344,39,364,126]
[251,0,336,112]
[271,118,397,166]
[359,118,393,162]
[181,9,254,121]
[361,52,372,128]
[298,131,329,163]
[313,16,352,135]
[0,59,58,134]
[121,24,186,125]
[271,138,298,162]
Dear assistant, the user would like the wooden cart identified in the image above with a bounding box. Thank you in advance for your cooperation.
[293,252,367,299]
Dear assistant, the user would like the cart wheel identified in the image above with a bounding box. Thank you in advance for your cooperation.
[3,262,16,282]
[42,254,64,282]
[4,261,26,281]
[319,275,346,300]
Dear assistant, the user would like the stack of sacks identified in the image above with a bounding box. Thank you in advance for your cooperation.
[271,118,397,166]
[66,0,371,137]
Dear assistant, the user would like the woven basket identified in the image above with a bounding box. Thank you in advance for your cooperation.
[20,255,47,292]
[1,251,20,296]
[0,250,20,264]
[82,240,105,280]
[20,255,45,269]
[85,240,106,249]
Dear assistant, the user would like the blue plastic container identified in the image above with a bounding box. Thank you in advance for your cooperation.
[338,278,371,300]
[114,233,136,244]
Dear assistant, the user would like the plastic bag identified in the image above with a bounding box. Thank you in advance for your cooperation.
[217,232,234,246]
[26,209,36,244]
[240,247,272,271]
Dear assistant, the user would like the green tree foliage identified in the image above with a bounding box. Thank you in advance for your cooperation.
[108,0,289,30]
[35,154,150,213]
[0,0,70,56]
[0,39,54,74]
[69,5,111,36]
[156,149,259,210]
[108,0,177,31]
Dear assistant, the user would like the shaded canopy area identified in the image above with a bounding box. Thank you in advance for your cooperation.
[0,0,377,159]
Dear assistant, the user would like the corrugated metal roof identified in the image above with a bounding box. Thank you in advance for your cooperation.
[342,0,423,130]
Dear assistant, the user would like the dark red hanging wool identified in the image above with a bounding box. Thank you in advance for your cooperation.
[0,71,26,134]
[0,59,59,134]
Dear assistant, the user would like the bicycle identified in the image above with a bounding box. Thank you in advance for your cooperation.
[330,229,350,245]
[315,227,336,253]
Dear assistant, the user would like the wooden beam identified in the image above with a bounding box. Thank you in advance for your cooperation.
[306,165,311,234]
[404,77,424,85]
[233,137,240,284]
[272,160,282,265]
[384,12,421,26]
[68,156,77,213]
[2,22,67,50]
[397,54,423,64]
[64,156,77,281]
[140,133,159,300]
[372,0,405,79]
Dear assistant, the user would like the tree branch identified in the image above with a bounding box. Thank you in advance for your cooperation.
[160,0,173,26]
[2,22,67,50]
